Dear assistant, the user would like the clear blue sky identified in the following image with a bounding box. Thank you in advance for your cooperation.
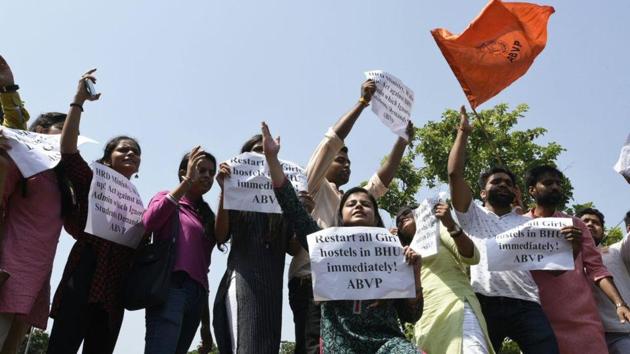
[3,0,629,352]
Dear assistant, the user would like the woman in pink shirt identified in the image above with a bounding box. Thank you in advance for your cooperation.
[0,56,77,353]
[142,147,217,354]
[0,113,72,352]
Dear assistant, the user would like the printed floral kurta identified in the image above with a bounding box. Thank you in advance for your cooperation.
[274,179,422,354]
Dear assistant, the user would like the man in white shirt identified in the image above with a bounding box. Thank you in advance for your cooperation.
[578,208,630,354]
[448,106,558,353]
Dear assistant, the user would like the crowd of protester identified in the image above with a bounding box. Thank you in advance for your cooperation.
[0,55,629,354]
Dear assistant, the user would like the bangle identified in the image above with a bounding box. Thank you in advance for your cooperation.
[615,302,628,309]
[70,103,84,112]
[448,225,464,238]
[181,176,193,187]
[166,193,179,205]
[358,97,370,106]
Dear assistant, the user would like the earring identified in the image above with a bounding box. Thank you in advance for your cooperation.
[135,173,139,179]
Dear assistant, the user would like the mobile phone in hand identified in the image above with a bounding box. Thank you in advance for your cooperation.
[84,79,97,97]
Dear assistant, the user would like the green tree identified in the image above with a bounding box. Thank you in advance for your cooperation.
[499,338,522,354]
[187,342,219,354]
[279,341,296,354]
[377,103,571,215]
[403,322,414,342]
[566,202,623,246]
[564,202,595,216]
[603,226,624,246]
[18,329,48,354]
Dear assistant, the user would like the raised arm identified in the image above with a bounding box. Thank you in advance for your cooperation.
[376,121,414,187]
[261,122,285,186]
[169,146,206,201]
[262,122,320,249]
[448,106,473,212]
[306,80,376,193]
[0,55,30,129]
[286,191,314,256]
[214,162,231,244]
[60,69,101,154]
[143,147,207,232]
[434,202,475,259]
[332,80,376,140]
[1,56,29,208]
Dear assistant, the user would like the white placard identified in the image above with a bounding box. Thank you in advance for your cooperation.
[84,163,145,249]
[487,217,574,271]
[1,127,96,178]
[613,133,630,180]
[409,197,441,258]
[364,70,414,140]
[223,152,306,214]
[307,226,415,301]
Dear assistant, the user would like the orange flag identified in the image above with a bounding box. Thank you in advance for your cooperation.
[431,0,554,109]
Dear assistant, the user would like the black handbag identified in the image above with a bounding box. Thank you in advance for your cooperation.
[124,210,180,311]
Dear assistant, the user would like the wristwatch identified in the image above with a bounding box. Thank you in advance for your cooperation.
[0,84,19,93]
[448,225,464,238]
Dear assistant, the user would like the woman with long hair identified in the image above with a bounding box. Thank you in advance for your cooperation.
[47,70,142,354]
[262,122,423,353]
[212,133,293,353]
[396,204,493,354]
[142,147,217,354]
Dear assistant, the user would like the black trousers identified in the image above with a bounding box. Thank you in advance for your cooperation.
[288,276,321,354]
[47,247,123,354]
[476,293,559,354]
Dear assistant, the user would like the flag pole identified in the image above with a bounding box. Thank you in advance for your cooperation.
[469,105,505,166]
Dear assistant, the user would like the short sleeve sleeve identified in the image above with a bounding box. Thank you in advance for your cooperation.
[364,173,388,199]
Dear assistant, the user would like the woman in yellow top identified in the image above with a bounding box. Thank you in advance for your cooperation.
[396,202,494,354]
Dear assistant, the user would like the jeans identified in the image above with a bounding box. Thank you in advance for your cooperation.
[476,294,559,354]
[145,272,207,354]
[606,332,630,354]
[288,276,320,354]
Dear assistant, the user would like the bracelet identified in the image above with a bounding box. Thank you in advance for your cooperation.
[358,97,370,106]
[615,302,628,309]
[0,84,19,93]
[70,102,84,112]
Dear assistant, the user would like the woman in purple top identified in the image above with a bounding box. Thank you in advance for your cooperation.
[142,147,217,354]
